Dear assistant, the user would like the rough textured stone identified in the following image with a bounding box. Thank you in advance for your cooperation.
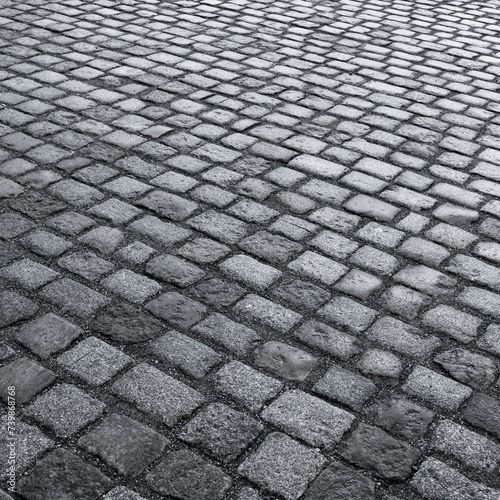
[254,341,318,381]
[357,349,403,382]
[340,423,420,480]
[461,393,500,439]
[238,432,326,500]
[17,449,111,500]
[146,292,206,330]
[147,450,231,500]
[78,413,168,477]
[303,461,375,500]
[146,254,205,287]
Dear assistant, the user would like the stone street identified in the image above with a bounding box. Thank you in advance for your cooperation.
[0,0,500,498]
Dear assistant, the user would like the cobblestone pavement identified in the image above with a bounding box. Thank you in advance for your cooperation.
[1,0,500,498]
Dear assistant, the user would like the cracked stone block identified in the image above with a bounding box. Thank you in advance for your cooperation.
[0,212,35,239]
[147,449,231,500]
[78,226,124,254]
[402,365,472,411]
[23,383,105,437]
[366,316,441,360]
[434,348,497,389]
[0,291,38,328]
[8,192,66,219]
[0,259,59,290]
[215,361,282,412]
[319,296,377,333]
[111,363,205,426]
[190,278,245,308]
[365,396,434,439]
[340,423,420,480]
[432,419,500,473]
[180,403,263,463]
[58,251,114,281]
[314,364,376,410]
[234,294,302,333]
[137,190,198,221]
[254,341,318,381]
[146,292,206,330]
[0,416,53,480]
[187,210,249,244]
[17,448,111,500]
[220,254,282,290]
[461,393,500,439]
[102,269,161,303]
[411,457,500,500]
[0,357,55,406]
[193,313,261,356]
[292,320,362,360]
[91,302,163,343]
[262,390,355,449]
[46,211,95,236]
[15,313,82,360]
[40,278,110,318]
[79,413,168,477]
[357,349,403,383]
[57,337,132,386]
[177,238,230,264]
[128,215,192,246]
[238,432,326,500]
[288,251,348,286]
[149,331,222,379]
[146,254,205,287]
[303,461,375,500]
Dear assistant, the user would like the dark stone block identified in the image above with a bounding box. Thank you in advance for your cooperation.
[461,393,500,439]
[78,413,168,477]
[239,231,302,265]
[9,192,66,219]
[91,302,163,343]
[0,240,22,267]
[272,279,330,311]
[147,450,231,500]
[190,278,245,307]
[146,292,206,330]
[137,190,198,221]
[17,448,111,500]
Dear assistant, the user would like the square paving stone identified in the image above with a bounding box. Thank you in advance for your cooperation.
[262,390,355,449]
[58,251,114,281]
[128,215,192,246]
[187,210,249,244]
[314,364,376,410]
[339,423,420,480]
[8,192,66,219]
[17,448,111,500]
[234,294,302,333]
[23,384,105,437]
[45,211,95,236]
[78,226,124,254]
[48,179,104,206]
[215,361,282,412]
[402,365,472,411]
[0,416,53,480]
[146,449,231,500]
[238,432,326,500]
[57,337,132,386]
[149,331,222,379]
[220,254,282,291]
[102,176,152,200]
[111,363,205,426]
[179,403,263,463]
[303,461,375,500]
[0,291,38,328]
[19,230,72,258]
[91,302,163,343]
[116,241,155,264]
[254,341,318,381]
[15,313,82,359]
[88,198,142,225]
[78,413,168,477]
[177,238,230,264]
[190,278,246,308]
[137,190,199,221]
[0,259,59,290]
[102,269,161,303]
[146,254,205,287]
[193,313,261,356]
[0,357,55,406]
[39,278,110,318]
[146,292,206,330]
[0,212,35,239]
